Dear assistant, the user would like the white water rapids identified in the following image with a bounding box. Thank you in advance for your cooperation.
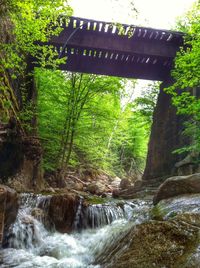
[0,194,151,268]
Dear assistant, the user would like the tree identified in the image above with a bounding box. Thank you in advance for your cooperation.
[110,82,159,177]
[37,68,158,178]
[0,0,72,131]
[165,2,200,157]
[36,69,123,172]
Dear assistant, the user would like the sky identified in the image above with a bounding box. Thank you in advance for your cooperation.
[69,0,196,29]
[68,0,197,96]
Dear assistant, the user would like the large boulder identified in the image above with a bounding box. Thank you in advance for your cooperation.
[153,173,200,205]
[97,219,199,268]
[86,182,106,195]
[47,193,81,233]
[0,185,18,245]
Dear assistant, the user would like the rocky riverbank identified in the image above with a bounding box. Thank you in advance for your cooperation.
[1,173,200,267]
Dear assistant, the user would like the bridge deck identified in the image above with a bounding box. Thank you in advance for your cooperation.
[49,17,184,81]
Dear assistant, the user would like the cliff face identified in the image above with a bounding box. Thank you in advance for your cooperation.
[0,119,45,191]
[0,4,44,191]
[142,78,183,184]
[142,79,199,186]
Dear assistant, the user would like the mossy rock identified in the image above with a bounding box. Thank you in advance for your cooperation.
[97,219,200,268]
[174,213,200,228]
[85,195,110,205]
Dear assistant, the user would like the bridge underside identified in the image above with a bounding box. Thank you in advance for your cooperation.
[49,17,184,81]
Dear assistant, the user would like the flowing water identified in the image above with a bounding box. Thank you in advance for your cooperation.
[0,194,151,268]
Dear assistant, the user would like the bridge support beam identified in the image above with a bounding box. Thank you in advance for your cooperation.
[142,78,183,185]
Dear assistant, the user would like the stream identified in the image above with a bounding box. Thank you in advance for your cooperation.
[0,194,151,268]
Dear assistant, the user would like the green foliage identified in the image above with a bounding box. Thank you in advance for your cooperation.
[0,0,72,129]
[36,68,155,177]
[36,69,122,171]
[165,2,200,157]
[112,82,158,175]
[134,82,159,123]
[1,0,72,71]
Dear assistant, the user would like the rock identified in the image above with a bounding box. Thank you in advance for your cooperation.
[44,187,56,193]
[86,182,106,195]
[185,246,200,268]
[119,178,131,190]
[31,208,53,230]
[4,136,46,192]
[86,183,97,194]
[98,219,199,268]
[153,173,200,205]
[134,179,142,188]
[174,213,200,228]
[112,189,120,198]
[110,177,121,190]
[151,194,200,221]
[0,185,18,245]
[47,193,80,233]
[143,81,183,182]
[73,182,84,191]
[21,215,34,225]
[152,197,200,227]
[112,185,135,198]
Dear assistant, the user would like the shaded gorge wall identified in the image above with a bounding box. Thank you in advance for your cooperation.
[142,77,183,184]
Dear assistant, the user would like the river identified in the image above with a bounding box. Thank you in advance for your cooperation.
[0,194,151,267]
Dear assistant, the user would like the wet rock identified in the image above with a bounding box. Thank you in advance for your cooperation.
[21,215,34,225]
[100,219,199,268]
[0,185,18,245]
[31,208,44,219]
[31,208,53,230]
[5,137,45,192]
[185,246,200,268]
[119,178,131,190]
[47,193,80,233]
[151,194,200,221]
[153,173,200,205]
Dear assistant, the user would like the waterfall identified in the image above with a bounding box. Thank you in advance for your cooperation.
[0,193,151,267]
[73,196,83,230]
[79,200,151,229]
[80,203,125,229]
[4,193,50,250]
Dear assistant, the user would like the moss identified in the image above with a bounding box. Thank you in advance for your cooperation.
[102,220,200,268]
[150,203,169,220]
[84,195,110,205]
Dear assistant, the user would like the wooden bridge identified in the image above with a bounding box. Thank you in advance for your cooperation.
[49,16,184,81]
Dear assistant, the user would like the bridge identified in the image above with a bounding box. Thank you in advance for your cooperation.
[49,16,184,81]
[46,17,186,186]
